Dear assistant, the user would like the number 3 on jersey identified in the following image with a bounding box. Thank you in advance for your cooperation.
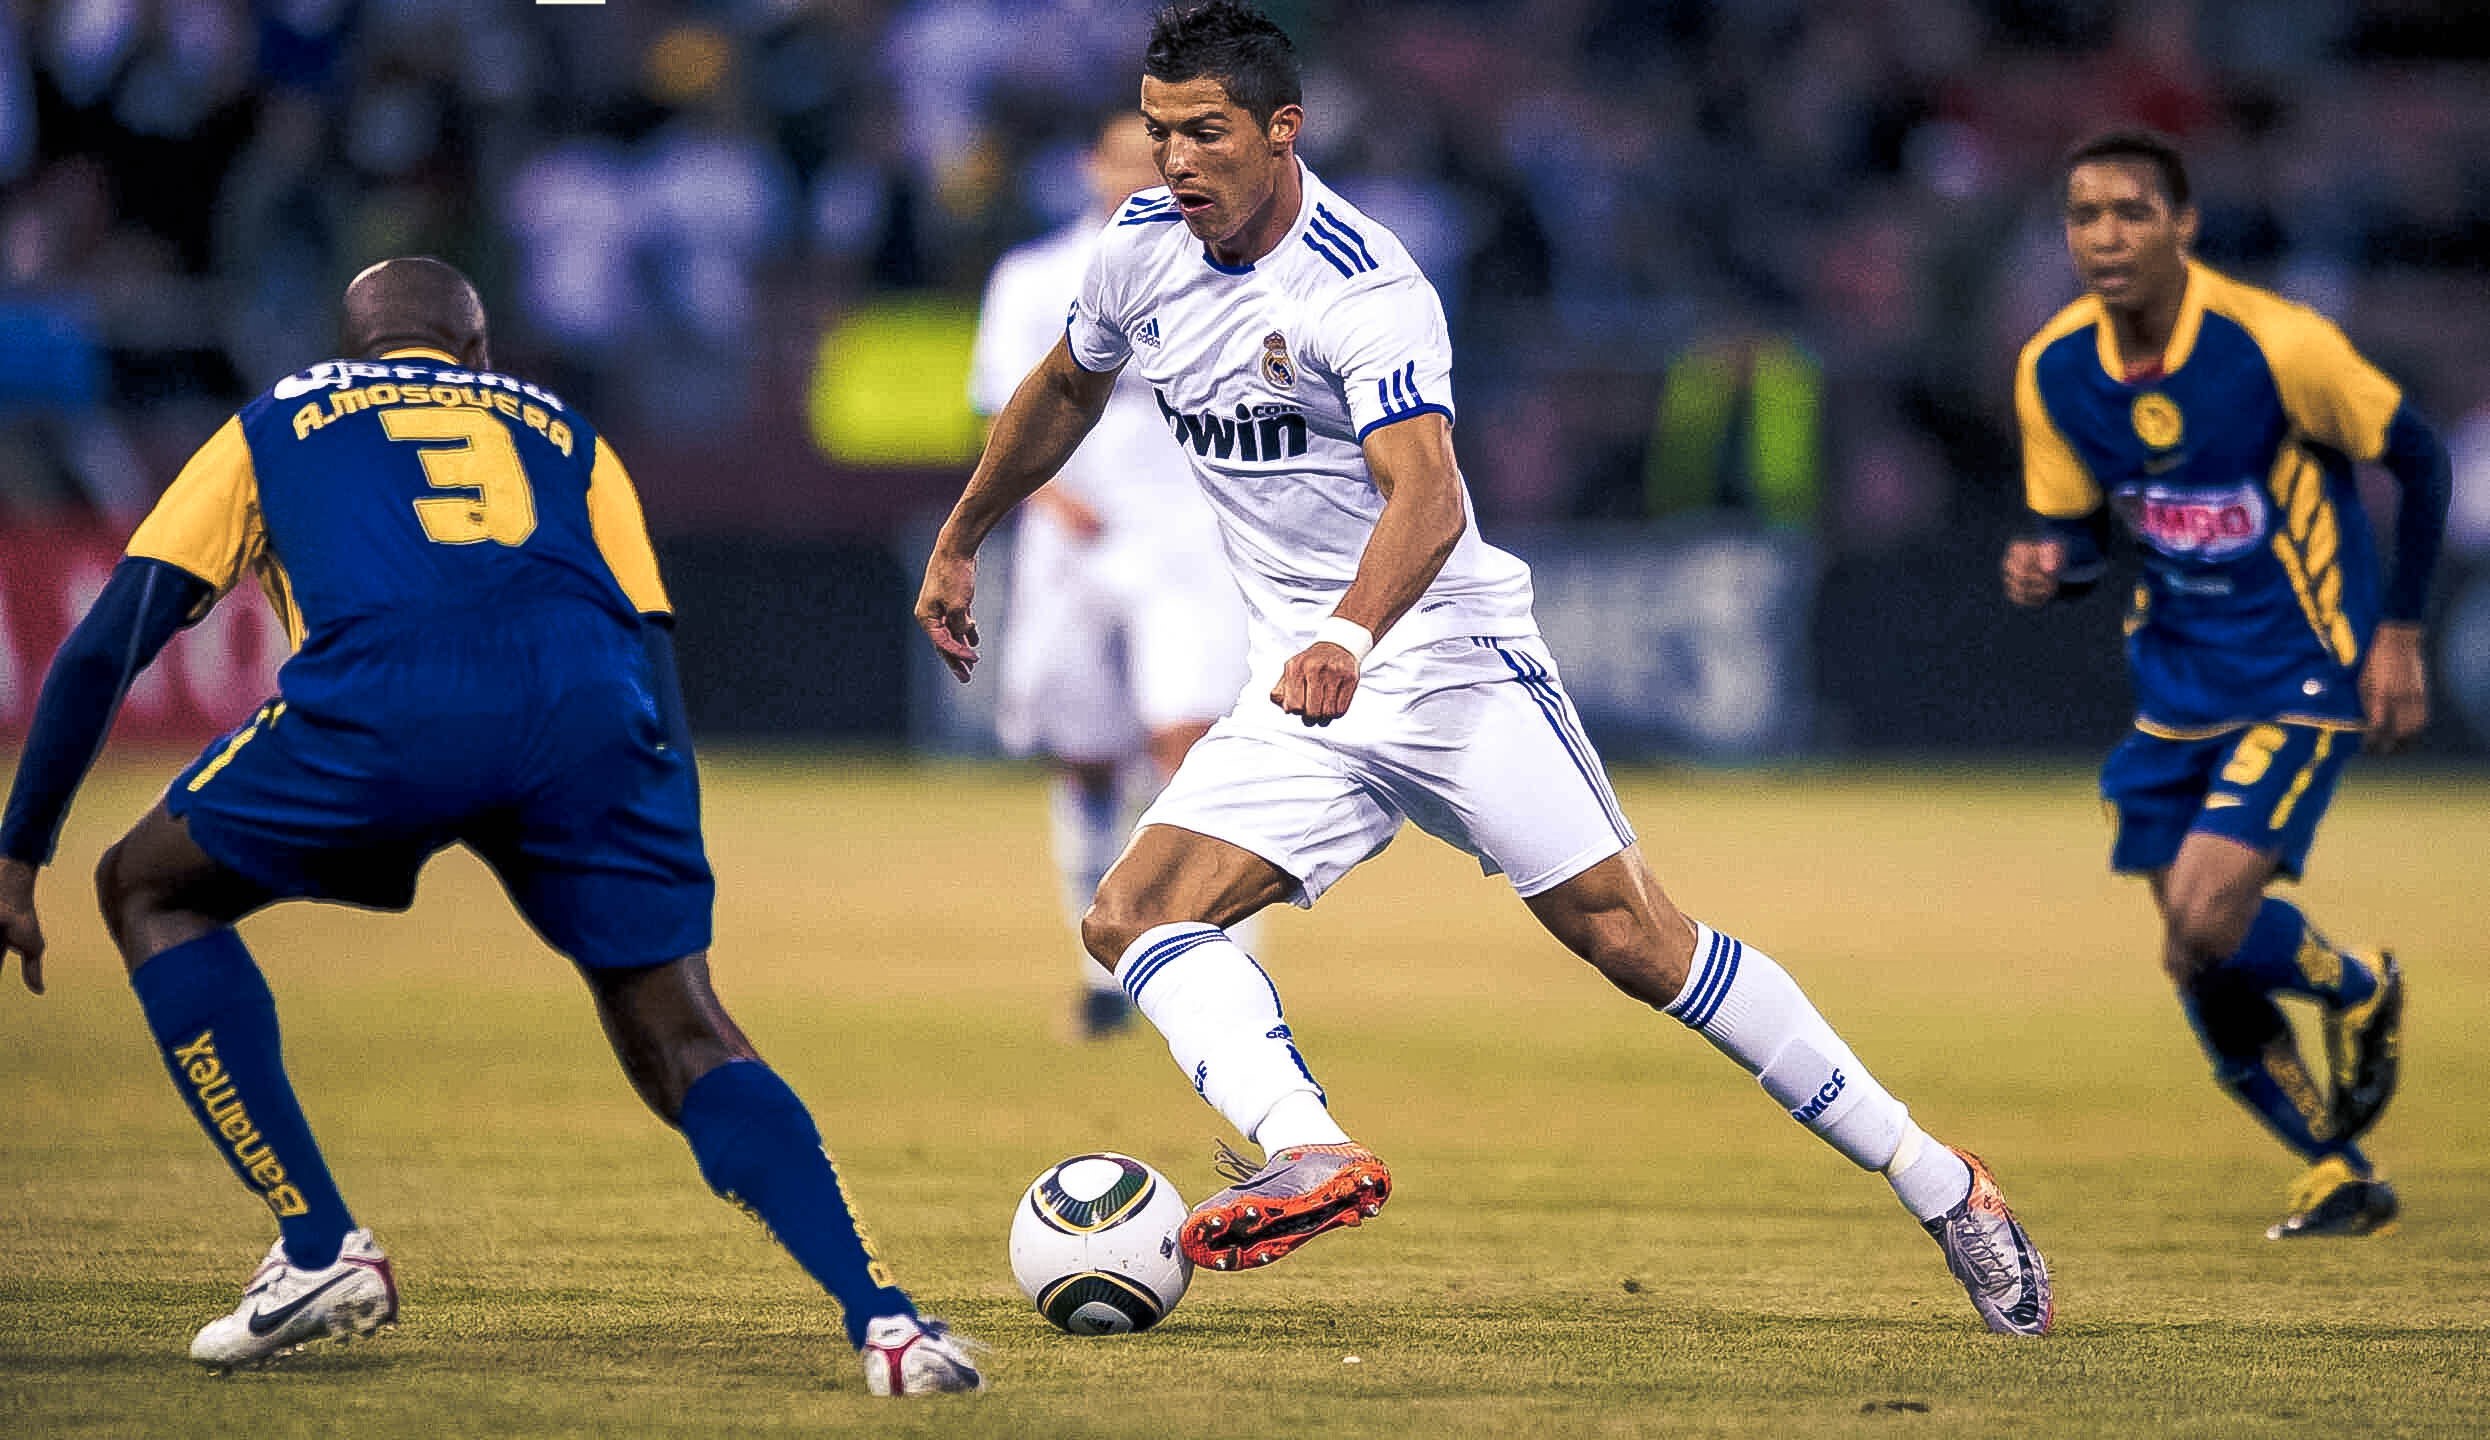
[383,407,539,547]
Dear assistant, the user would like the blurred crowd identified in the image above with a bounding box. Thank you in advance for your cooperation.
[4,0,2488,551]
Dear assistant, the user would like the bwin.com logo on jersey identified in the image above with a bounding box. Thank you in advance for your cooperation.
[1154,390,1308,462]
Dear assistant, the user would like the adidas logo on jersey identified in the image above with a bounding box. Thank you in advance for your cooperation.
[1135,316,1162,348]
[1154,390,1309,462]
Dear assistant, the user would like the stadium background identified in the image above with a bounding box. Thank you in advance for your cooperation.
[4,0,2489,757]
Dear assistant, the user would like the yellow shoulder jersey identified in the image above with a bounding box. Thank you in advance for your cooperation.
[2016,262,2402,734]
[127,347,670,651]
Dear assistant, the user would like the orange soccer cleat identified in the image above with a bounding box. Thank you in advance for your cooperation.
[1180,1141,1393,1272]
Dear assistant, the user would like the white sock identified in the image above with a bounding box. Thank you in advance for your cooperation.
[1051,774,1127,994]
[1670,921,1971,1221]
[1252,1090,1346,1153]
[1116,922,1348,1147]
[1883,1126,1974,1222]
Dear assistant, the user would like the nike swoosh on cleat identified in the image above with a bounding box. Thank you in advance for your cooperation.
[246,1273,355,1336]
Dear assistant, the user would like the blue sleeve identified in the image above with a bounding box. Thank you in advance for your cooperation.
[2032,506,2113,599]
[2377,403,2451,623]
[1,558,213,864]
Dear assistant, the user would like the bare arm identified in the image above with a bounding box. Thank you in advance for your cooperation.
[1336,413,1466,638]
[1272,413,1467,725]
[916,336,1122,680]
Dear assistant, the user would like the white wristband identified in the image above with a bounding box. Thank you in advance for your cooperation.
[1312,616,1375,665]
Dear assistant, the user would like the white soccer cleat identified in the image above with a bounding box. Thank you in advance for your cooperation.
[858,1314,985,1396]
[1923,1149,2052,1337]
[189,1229,398,1369]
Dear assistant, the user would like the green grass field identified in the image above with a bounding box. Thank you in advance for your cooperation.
[3,757,2486,1437]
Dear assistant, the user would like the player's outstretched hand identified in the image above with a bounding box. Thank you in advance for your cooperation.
[2002,537,2064,608]
[1273,642,1360,726]
[0,858,45,996]
[916,548,983,683]
[2361,621,2428,756]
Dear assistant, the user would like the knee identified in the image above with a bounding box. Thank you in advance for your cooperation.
[93,840,126,918]
[93,840,144,959]
[623,1030,754,1126]
[1573,908,1653,971]
[1079,885,1150,970]
[1574,907,1692,1008]
[2161,891,2254,982]
[589,958,757,1125]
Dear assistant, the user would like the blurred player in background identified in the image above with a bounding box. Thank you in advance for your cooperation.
[0,260,981,1395]
[2005,131,2451,1238]
[969,108,1252,1041]
[921,0,2050,1336]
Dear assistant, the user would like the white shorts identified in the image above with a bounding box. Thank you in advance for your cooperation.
[996,517,1249,762]
[1137,633,1637,904]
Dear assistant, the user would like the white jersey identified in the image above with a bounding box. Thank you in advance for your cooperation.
[969,216,1223,557]
[1066,162,1536,665]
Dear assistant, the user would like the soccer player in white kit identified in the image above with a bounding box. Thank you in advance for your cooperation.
[970,111,1252,1039]
[917,0,2053,1336]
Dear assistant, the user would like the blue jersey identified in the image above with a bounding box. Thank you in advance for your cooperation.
[126,346,709,968]
[2017,262,2405,737]
[125,346,670,710]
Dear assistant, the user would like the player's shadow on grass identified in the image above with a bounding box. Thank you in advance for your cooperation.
[199,1348,402,1380]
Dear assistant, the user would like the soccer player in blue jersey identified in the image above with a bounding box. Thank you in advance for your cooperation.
[2004,132,2451,1238]
[0,259,981,1393]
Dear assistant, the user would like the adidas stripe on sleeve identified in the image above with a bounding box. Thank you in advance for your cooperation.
[1318,264,1456,443]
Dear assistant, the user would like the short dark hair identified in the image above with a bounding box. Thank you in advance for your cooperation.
[2064,128,2191,210]
[1145,1,1302,126]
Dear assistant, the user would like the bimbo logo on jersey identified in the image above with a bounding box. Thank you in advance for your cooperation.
[2115,480,2268,562]
[1154,390,1308,462]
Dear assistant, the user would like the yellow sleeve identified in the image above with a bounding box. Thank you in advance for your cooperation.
[125,416,261,611]
[586,437,672,616]
[2251,303,2403,462]
[2016,338,2100,517]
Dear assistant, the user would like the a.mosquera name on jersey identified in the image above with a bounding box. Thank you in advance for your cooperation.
[280,358,577,455]
[289,381,575,456]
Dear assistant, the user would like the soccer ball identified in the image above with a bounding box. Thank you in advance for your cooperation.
[1009,1153,1193,1335]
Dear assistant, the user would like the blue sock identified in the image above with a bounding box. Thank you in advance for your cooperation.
[2184,970,2370,1175]
[130,929,357,1269]
[679,1060,916,1348]
[2214,897,2378,1008]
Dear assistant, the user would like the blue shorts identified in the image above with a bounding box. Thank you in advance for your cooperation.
[165,619,712,969]
[2100,722,2360,880]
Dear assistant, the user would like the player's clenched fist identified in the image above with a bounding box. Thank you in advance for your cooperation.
[1272,642,1361,726]
[2001,537,2065,608]
[916,549,983,683]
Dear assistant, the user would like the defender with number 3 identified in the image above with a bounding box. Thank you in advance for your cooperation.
[0,259,981,1394]
[2004,131,2453,1239]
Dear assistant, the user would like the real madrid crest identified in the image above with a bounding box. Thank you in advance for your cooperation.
[1261,331,1296,389]
[2132,392,2183,450]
